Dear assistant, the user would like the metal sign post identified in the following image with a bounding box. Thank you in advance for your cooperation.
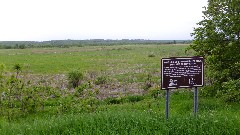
[194,87,198,115]
[165,89,170,120]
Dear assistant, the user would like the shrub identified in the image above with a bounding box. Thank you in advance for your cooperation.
[4,45,12,49]
[19,44,26,49]
[200,84,220,97]
[75,83,89,96]
[95,76,108,85]
[217,79,240,103]
[125,95,145,103]
[68,70,84,88]
[105,97,123,105]
[13,64,22,79]
[143,81,152,91]
[0,63,6,79]
[58,96,73,113]
[148,87,161,98]
[143,74,153,90]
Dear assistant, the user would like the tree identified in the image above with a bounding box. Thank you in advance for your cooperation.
[189,0,240,97]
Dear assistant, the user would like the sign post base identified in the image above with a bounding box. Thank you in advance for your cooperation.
[166,89,170,120]
[194,87,198,115]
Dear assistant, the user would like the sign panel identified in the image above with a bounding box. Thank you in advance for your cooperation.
[161,57,204,89]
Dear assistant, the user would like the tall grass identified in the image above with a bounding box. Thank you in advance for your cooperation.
[0,90,240,134]
[0,109,239,135]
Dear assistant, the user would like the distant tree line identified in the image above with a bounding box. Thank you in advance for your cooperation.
[0,40,192,49]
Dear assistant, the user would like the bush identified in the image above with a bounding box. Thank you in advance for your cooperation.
[4,45,12,49]
[125,95,145,103]
[105,95,145,105]
[143,74,153,90]
[200,84,221,97]
[105,97,123,105]
[68,70,84,88]
[217,79,240,103]
[95,76,108,85]
[13,63,22,79]
[0,63,6,78]
[19,44,26,49]
[75,83,89,96]
[148,87,161,98]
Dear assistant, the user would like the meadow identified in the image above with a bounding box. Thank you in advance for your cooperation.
[0,44,191,97]
[0,44,188,73]
[0,44,239,134]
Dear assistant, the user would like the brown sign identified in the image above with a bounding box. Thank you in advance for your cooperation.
[161,57,204,89]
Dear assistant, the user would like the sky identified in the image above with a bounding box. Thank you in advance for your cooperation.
[0,0,208,41]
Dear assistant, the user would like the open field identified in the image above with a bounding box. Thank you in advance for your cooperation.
[0,44,193,97]
[0,44,239,134]
[0,44,190,73]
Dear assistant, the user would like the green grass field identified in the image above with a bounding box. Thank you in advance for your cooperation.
[0,44,190,74]
[0,44,239,134]
[0,44,194,97]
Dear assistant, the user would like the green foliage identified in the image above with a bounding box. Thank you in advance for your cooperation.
[0,63,6,80]
[105,97,123,104]
[105,95,145,105]
[148,87,161,98]
[200,85,220,97]
[0,63,6,73]
[13,63,22,78]
[0,65,64,120]
[57,96,74,113]
[0,75,39,119]
[14,44,26,49]
[125,95,145,103]
[67,70,83,88]
[13,64,21,71]
[95,75,108,85]
[143,74,154,90]
[217,79,240,102]
[189,0,240,99]
[74,82,89,96]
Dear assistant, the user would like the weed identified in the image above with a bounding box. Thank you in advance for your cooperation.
[95,76,108,85]
[74,82,91,97]
[125,95,145,103]
[148,53,156,57]
[105,97,123,104]
[67,70,83,88]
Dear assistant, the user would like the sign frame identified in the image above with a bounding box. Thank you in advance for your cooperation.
[161,57,204,90]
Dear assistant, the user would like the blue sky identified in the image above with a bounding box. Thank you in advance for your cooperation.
[0,0,208,41]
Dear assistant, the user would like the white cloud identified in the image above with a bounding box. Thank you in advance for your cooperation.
[0,0,207,41]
